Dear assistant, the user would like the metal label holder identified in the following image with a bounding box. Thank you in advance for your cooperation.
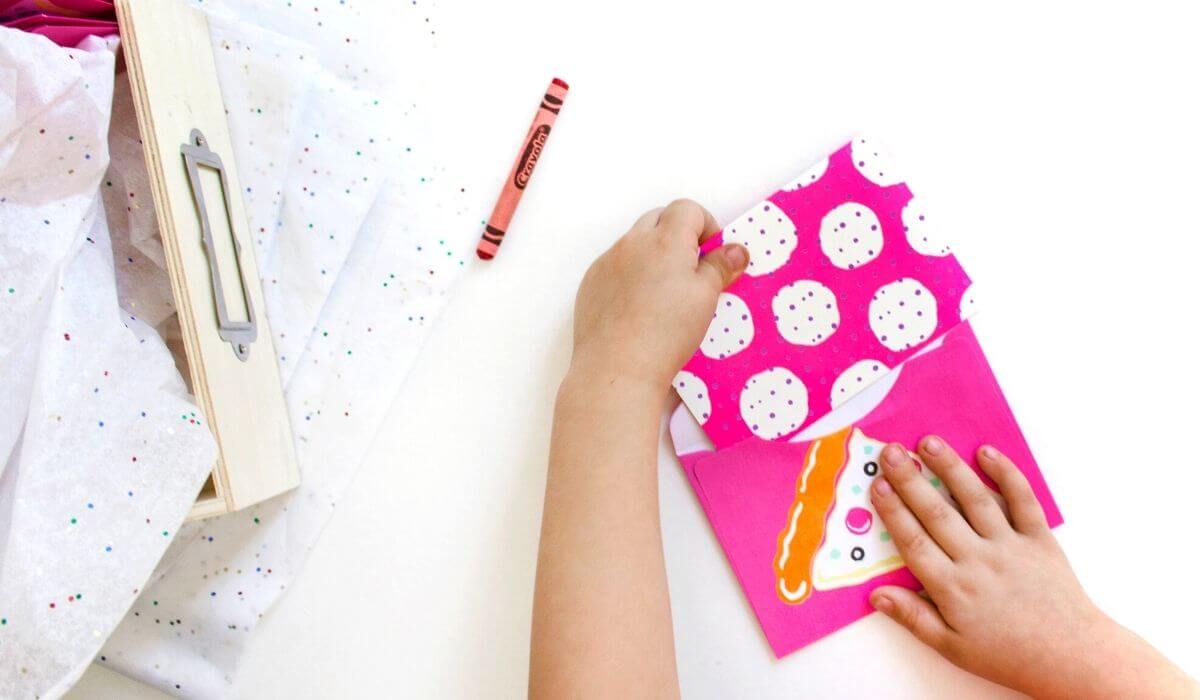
[181,128,257,362]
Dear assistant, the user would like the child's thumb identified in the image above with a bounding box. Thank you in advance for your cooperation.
[698,243,749,290]
[871,586,952,651]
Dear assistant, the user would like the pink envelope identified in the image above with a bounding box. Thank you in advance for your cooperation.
[674,322,1063,656]
[5,13,114,28]
[13,20,116,45]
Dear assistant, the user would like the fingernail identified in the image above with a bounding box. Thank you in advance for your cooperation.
[724,244,748,269]
[873,477,893,497]
[980,445,997,460]
[923,436,943,455]
[872,593,894,614]
[881,444,906,470]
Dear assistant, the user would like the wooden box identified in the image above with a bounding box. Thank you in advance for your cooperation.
[114,0,300,519]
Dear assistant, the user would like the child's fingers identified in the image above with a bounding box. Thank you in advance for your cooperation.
[656,198,720,245]
[917,436,1010,538]
[696,244,748,292]
[871,585,954,651]
[631,206,666,231]
[977,445,1049,535]
[871,472,951,584]
[880,444,975,559]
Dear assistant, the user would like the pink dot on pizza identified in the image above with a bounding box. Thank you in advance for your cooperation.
[772,280,839,346]
[739,367,808,440]
[819,202,883,270]
[673,370,712,424]
[723,200,797,276]
[845,507,873,535]
[701,292,754,359]
[869,278,938,351]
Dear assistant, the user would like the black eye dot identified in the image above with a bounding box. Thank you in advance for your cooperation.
[851,547,865,561]
[864,461,879,476]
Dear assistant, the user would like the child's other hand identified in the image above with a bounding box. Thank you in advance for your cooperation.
[870,438,1196,699]
[568,199,748,393]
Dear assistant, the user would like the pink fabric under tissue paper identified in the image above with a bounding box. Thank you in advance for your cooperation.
[672,137,1061,657]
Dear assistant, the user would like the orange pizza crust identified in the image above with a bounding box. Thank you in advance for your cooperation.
[773,427,851,604]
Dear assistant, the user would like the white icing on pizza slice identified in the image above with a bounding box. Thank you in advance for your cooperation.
[812,428,952,590]
[774,426,957,604]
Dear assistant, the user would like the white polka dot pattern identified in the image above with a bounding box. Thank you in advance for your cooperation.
[739,367,808,440]
[830,360,889,408]
[902,198,950,256]
[869,278,938,351]
[851,136,903,186]
[724,201,797,276]
[781,157,829,190]
[959,283,977,320]
[819,202,883,270]
[701,292,754,359]
[773,280,839,346]
[673,370,712,424]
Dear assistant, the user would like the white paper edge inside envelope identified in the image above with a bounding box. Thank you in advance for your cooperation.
[669,334,948,457]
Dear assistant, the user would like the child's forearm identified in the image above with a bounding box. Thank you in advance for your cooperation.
[529,371,680,699]
[1035,616,1199,700]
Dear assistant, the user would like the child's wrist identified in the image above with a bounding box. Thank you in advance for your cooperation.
[558,363,666,409]
[1013,609,1138,699]
[564,347,673,399]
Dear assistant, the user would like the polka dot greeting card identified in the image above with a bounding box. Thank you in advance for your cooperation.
[675,137,975,449]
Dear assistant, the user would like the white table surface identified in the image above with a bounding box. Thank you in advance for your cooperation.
[69,1,1200,697]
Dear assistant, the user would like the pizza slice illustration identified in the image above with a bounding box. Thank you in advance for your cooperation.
[773,427,953,604]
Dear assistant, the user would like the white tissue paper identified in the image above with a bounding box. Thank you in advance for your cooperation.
[1,0,480,694]
[0,29,218,700]
[88,2,481,697]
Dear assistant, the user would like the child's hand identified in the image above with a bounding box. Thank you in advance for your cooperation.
[871,437,1197,699]
[567,199,748,393]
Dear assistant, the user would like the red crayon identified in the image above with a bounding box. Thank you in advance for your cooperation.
[477,77,569,260]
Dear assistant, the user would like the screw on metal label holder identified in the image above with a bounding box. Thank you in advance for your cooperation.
[181,129,256,362]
